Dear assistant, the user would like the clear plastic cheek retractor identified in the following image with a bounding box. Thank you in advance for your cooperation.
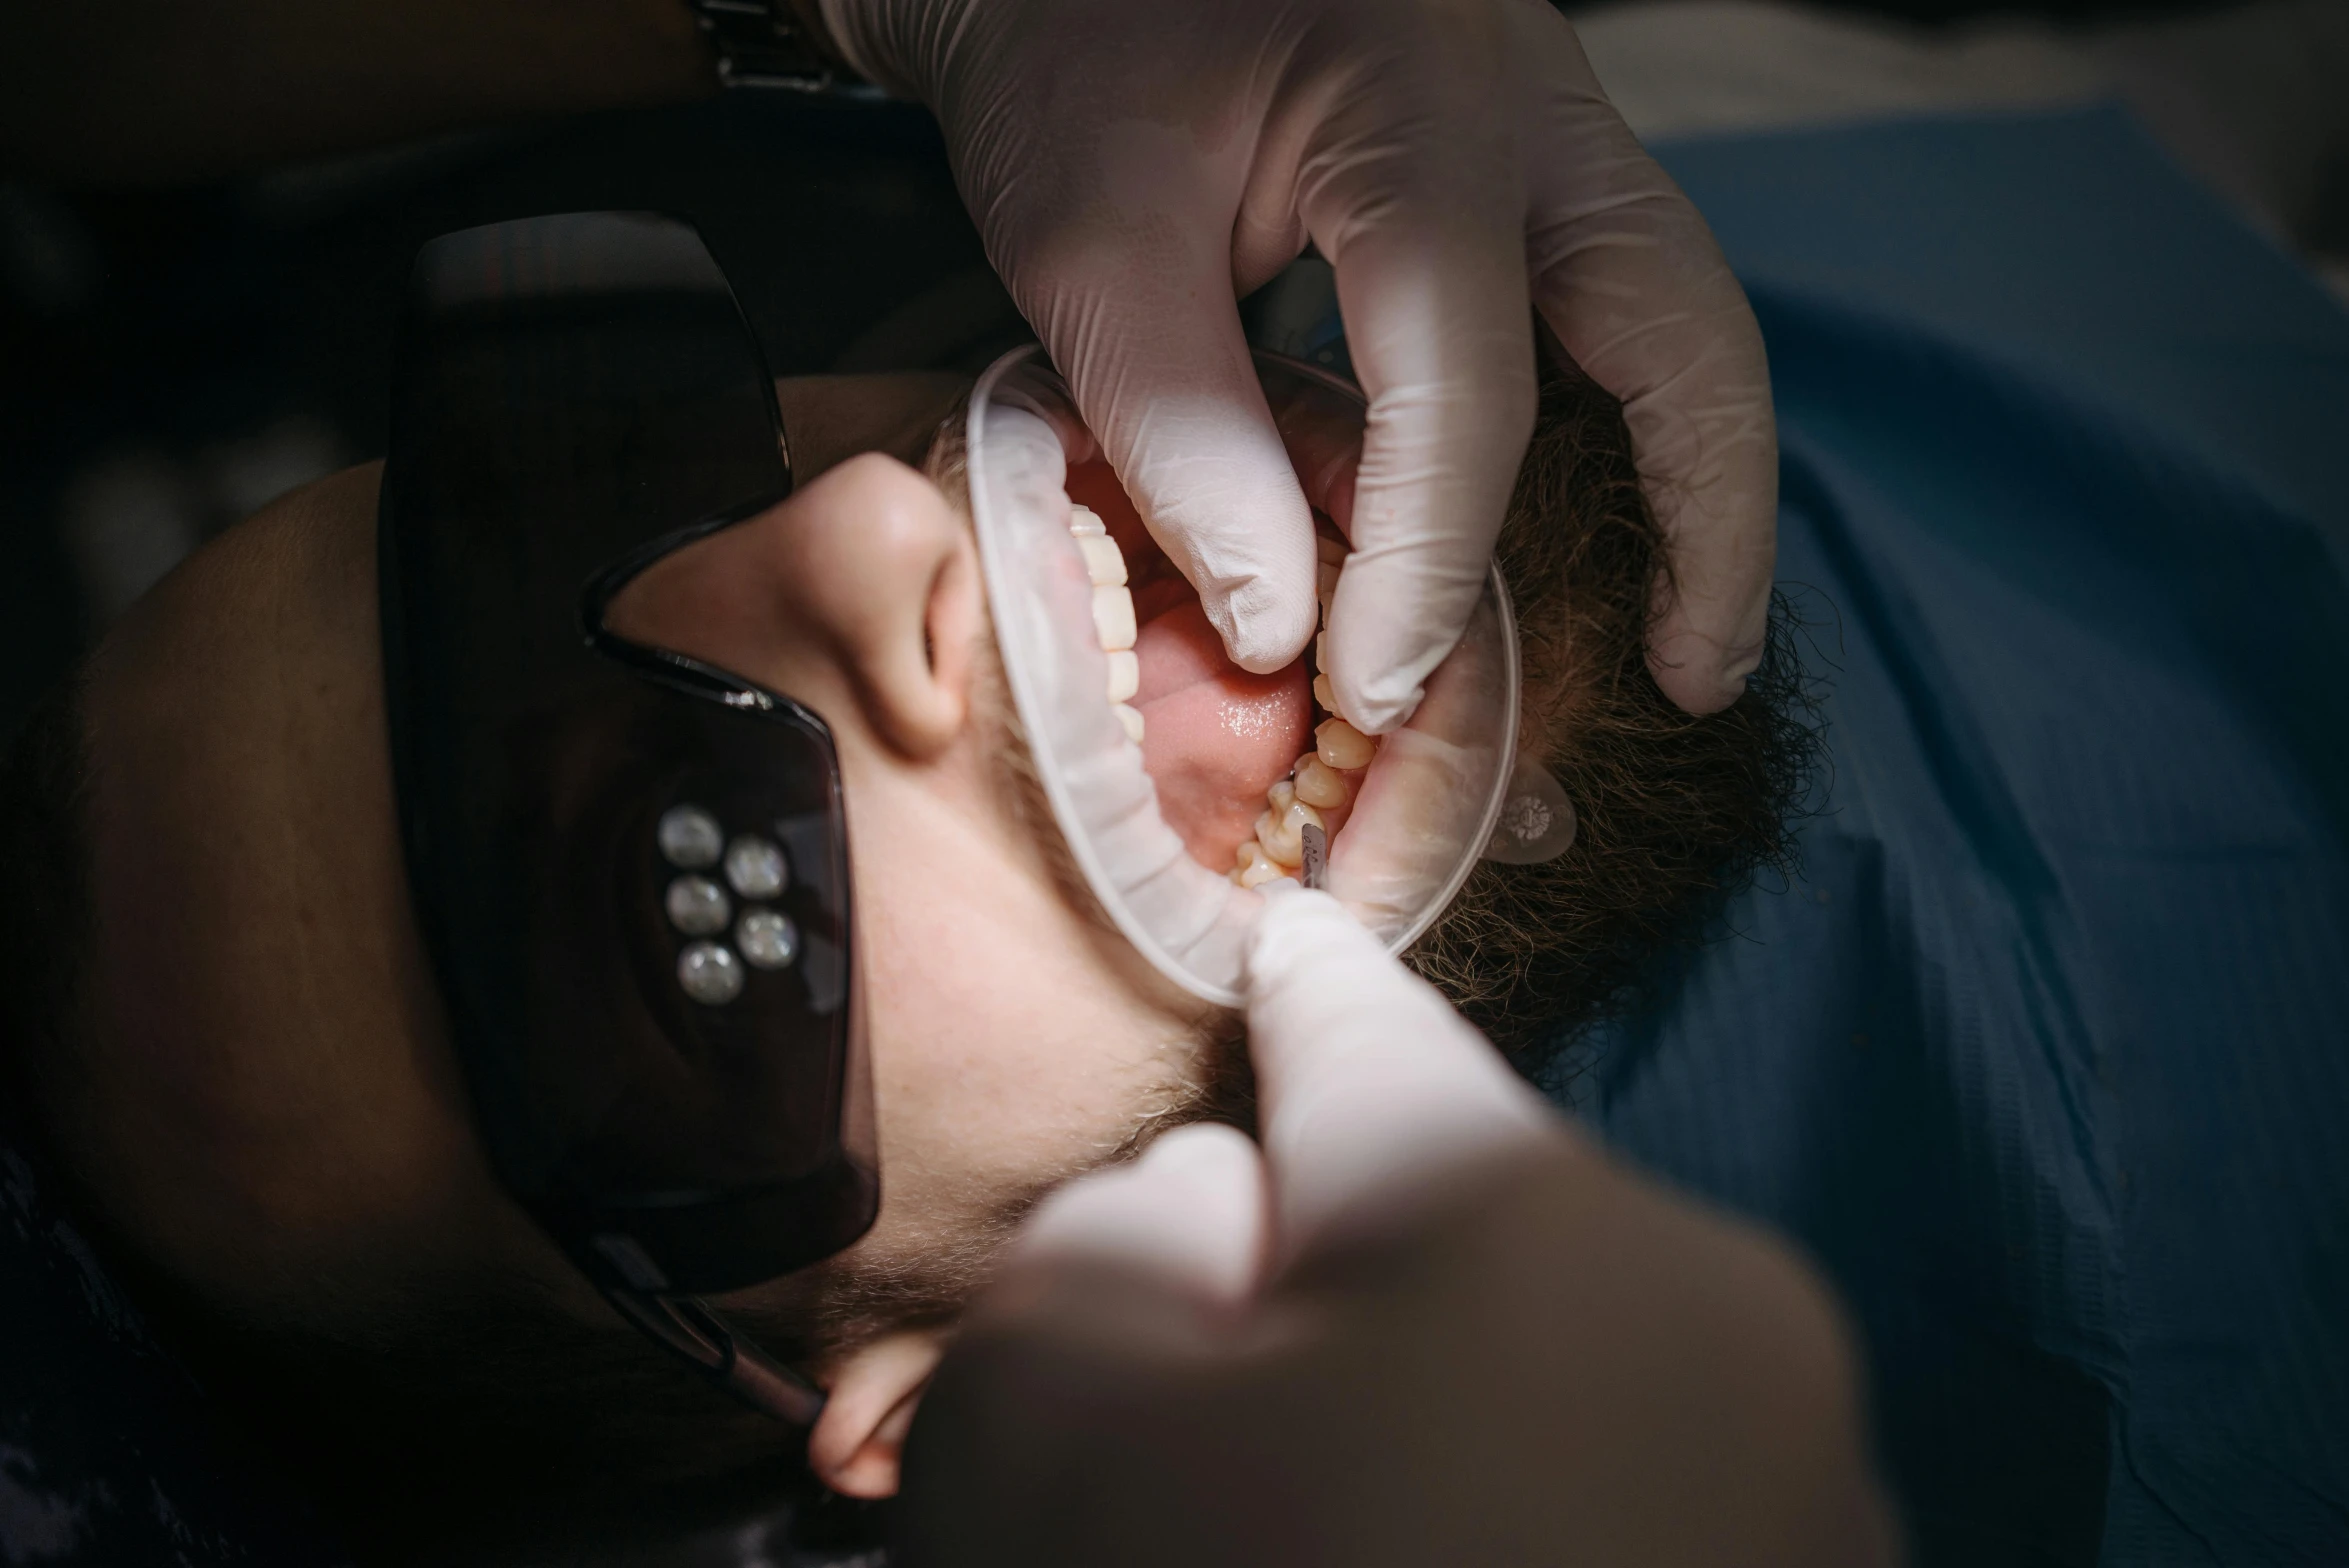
[967,344,1567,1007]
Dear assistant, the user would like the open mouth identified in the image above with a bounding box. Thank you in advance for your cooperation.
[1061,459,1379,879]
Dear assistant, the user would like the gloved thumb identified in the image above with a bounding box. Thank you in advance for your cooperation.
[1005,1121,1268,1309]
[1243,890,1561,1267]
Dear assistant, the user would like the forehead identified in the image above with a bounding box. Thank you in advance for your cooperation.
[70,465,535,1302]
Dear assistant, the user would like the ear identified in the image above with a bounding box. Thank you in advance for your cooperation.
[807,1329,948,1499]
[607,452,984,761]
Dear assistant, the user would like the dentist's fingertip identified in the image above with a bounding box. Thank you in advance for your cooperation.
[1212,580,1317,675]
[1645,626,1764,715]
[1244,886,1381,995]
[1328,659,1425,736]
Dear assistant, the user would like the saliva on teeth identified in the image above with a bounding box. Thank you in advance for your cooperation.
[1232,529,1378,887]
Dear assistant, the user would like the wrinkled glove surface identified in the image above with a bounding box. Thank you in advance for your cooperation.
[820,0,1777,730]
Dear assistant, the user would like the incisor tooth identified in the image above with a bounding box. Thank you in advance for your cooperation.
[1076,532,1126,586]
[1312,672,1336,712]
[1114,703,1145,744]
[1293,755,1349,808]
[1316,559,1341,601]
[1069,504,1106,537]
[1316,716,1375,770]
[1315,533,1346,566]
[1105,649,1139,703]
[1092,585,1137,651]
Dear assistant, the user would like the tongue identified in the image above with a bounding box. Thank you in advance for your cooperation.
[1133,601,1313,872]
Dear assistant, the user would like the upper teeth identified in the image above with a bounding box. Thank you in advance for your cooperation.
[1105,649,1139,702]
[1091,584,1137,651]
[1071,505,1145,742]
[1077,532,1126,586]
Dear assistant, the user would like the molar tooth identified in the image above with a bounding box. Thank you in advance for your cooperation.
[1069,504,1106,537]
[1104,649,1139,703]
[1092,585,1137,651]
[1114,703,1145,744]
[1258,797,1325,866]
[1293,755,1349,808]
[1236,842,1287,888]
[1077,532,1127,586]
[1315,716,1376,770]
[1268,779,1296,817]
[1253,809,1295,867]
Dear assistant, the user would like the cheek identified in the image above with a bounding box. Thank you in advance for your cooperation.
[845,772,1188,1198]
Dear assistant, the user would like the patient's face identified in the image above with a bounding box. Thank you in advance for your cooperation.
[45,359,1802,1528]
[61,370,1288,1500]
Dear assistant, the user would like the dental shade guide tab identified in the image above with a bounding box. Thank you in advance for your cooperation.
[1300,822,1328,890]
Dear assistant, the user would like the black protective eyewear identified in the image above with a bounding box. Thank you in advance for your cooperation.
[377,211,877,1426]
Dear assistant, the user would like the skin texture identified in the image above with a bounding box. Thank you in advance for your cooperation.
[42,376,1237,1516]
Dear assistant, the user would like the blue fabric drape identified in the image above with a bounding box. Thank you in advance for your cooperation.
[1564,108,2349,1566]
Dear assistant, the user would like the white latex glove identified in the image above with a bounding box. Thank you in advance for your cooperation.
[1004,889,1561,1305]
[816,0,1777,730]
[894,894,1896,1567]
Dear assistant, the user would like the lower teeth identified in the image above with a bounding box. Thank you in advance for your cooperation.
[1232,533,1379,882]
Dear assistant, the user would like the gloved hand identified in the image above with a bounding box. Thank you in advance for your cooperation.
[893,892,1896,1567]
[814,0,1776,731]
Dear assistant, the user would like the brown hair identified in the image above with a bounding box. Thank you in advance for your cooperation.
[1406,366,1816,1058]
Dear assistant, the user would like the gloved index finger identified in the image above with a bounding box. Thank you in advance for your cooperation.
[1241,889,1560,1269]
[1308,112,1538,735]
